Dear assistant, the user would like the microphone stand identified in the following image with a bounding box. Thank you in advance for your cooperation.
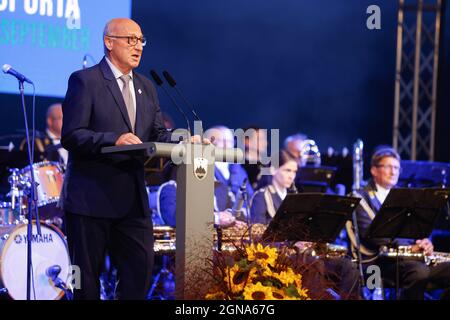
[18,80,41,300]
[242,186,252,242]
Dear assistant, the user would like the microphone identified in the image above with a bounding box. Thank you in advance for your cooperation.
[45,264,72,299]
[2,64,33,84]
[82,54,88,69]
[46,265,62,281]
[44,217,64,228]
[150,70,191,139]
[231,178,248,218]
[162,70,203,135]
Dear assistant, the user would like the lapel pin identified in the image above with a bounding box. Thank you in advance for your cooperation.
[138,89,142,95]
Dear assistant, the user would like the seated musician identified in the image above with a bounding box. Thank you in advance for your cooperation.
[353,146,450,299]
[250,150,361,299]
[283,132,308,166]
[19,103,68,168]
[241,125,271,191]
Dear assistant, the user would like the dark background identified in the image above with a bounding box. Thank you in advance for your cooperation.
[1,0,449,162]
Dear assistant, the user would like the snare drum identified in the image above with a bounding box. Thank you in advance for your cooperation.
[0,221,71,300]
[153,226,176,255]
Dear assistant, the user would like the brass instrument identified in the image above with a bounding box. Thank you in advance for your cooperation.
[297,242,348,259]
[153,226,176,255]
[299,139,321,167]
[425,252,450,266]
[352,139,364,191]
[379,245,450,266]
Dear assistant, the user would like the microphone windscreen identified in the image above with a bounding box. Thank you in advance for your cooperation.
[2,64,11,73]
[150,70,163,86]
[46,265,62,278]
[162,70,177,87]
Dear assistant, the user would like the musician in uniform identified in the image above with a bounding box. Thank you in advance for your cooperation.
[250,151,361,299]
[19,103,68,167]
[353,146,450,299]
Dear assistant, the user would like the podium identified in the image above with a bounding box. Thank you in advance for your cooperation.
[102,141,243,299]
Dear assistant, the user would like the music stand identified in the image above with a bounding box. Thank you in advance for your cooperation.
[295,165,337,193]
[398,160,450,188]
[366,187,450,298]
[262,193,361,244]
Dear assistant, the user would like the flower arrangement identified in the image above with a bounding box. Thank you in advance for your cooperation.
[205,242,311,300]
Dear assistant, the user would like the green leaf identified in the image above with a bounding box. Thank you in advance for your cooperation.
[285,284,301,298]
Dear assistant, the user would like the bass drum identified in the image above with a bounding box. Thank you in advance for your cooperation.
[0,222,71,300]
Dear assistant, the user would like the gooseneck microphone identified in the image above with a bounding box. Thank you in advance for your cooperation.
[162,70,203,136]
[162,71,201,121]
[231,178,248,218]
[150,70,191,139]
[150,70,191,140]
[2,64,33,84]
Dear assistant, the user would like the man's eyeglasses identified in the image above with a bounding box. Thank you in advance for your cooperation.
[376,164,402,172]
[106,35,147,47]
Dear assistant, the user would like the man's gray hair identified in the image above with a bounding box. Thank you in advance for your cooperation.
[103,20,113,55]
[283,133,307,149]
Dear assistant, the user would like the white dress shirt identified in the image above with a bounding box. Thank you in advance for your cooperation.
[375,183,390,205]
[46,129,68,166]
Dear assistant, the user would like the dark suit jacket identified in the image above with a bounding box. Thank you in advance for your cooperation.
[61,57,171,218]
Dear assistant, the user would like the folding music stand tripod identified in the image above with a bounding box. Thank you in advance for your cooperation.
[366,187,450,299]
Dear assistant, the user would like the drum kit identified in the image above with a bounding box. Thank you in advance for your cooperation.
[0,161,71,300]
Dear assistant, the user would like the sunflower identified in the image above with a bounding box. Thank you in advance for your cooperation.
[243,282,274,300]
[275,267,297,286]
[294,273,303,289]
[271,289,287,300]
[225,265,249,293]
[297,287,311,300]
[246,243,278,267]
[205,291,227,300]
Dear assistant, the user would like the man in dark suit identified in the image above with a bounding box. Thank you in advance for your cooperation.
[61,18,173,299]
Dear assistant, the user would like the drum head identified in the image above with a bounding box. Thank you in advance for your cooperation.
[0,223,71,300]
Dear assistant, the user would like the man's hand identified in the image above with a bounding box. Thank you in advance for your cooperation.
[215,210,236,227]
[412,238,434,256]
[190,135,211,144]
[294,241,314,253]
[115,133,143,146]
